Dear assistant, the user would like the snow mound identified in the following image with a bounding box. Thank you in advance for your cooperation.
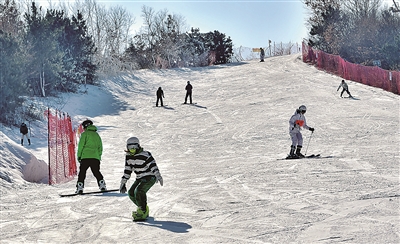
[0,131,48,188]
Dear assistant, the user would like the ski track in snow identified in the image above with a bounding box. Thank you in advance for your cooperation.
[1,55,399,243]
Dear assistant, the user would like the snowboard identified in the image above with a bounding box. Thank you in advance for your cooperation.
[59,189,119,197]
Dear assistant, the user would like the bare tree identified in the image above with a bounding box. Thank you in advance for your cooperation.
[342,0,382,19]
[390,0,400,12]
[104,5,134,56]
[137,6,188,68]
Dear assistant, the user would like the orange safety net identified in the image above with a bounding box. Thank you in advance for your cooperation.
[302,42,399,95]
[46,109,77,185]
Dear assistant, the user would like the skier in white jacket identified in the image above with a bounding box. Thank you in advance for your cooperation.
[337,80,352,98]
[288,105,314,159]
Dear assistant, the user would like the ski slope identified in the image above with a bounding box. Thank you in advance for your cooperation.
[1,54,399,243]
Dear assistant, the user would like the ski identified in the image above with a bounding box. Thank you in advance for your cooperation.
[278,154,320,160]
[278,154,334,160]
[306,154,320,158]
[59,189,119,197]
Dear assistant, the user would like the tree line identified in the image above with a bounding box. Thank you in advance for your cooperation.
[0,0,233,124]
[304,0,400,70]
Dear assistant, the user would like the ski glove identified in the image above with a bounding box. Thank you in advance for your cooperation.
[309,127,315,132]
[155,172,163,186]
[120,178,127,193]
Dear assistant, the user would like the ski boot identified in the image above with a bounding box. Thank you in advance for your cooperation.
[286,154,299,159]
[286,145,299,159]
[132,205,149,221]
[98,179,107,191]
[296,146,305,158]
[75,182,84,194]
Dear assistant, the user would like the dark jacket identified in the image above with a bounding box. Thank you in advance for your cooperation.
[185,84,193,93]
[156,88,164,98]
[20,123,28,134]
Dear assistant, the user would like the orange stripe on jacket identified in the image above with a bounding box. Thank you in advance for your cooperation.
[295,120,304,127]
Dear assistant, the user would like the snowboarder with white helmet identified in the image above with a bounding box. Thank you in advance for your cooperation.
[119,136,163,221]
[287,105,315,159]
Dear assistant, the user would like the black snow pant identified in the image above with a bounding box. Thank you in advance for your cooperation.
[156,96,163,106]
[185,92,192,104]
[77,158,104,187]
[341,88,351,97]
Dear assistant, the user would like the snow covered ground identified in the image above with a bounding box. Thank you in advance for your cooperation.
[1,54,399,243]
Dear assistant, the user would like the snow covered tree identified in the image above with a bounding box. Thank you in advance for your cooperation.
[59,10,97,86]
[24,3,64,96]
[304,0,400,70]
[0,29,29,124]
[203,30,233,65]
[378,9,400,70]
[180,28,209,67]
[24,2,97,96]
[0,0,23,36]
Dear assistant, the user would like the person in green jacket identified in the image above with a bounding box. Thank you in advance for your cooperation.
[76,119,107,194]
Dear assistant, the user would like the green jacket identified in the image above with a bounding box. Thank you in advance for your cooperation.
[77,125,103,161]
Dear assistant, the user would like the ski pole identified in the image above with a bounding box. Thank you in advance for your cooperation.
[304,131,313,156]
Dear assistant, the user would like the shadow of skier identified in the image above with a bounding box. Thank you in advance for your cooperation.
[136,217,192,233]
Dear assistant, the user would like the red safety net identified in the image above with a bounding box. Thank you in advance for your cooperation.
[302,42,399,95]
[46,109,77,185]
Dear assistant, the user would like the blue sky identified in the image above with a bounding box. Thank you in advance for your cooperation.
[37,0,395,49]
[101,0,309,48]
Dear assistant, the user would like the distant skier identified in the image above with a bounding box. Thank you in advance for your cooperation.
[119,137,163,221]
[184,81,193,104]
[260,47,265,62]
[287,105,314,159]
[337,80,352,98]
[76,119,107,194]
[19,122,30,146]
[156,87,164,107]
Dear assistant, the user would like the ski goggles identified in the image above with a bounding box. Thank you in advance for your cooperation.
[127,143,139,149]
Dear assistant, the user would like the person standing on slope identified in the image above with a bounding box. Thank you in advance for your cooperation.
[184,81,193,104]
[156,87,164,107]
[288,105,314,159]
[20,122,31,146]
[337,80,352,98]
[119,137,163,221]
[76,119,107,194]
[260,47,265,62]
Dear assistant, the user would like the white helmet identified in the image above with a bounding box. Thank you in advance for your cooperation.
[126,137,140,150]
[298,105,307,113]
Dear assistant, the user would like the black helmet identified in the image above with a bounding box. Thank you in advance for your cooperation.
[82,119,93,129]
[298,105,307,114]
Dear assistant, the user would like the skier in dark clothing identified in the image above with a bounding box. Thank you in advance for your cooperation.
[337,80,352,98]
[260,47,265,62]
[76,119,107,194]
[20,122,30,146]
[184,81,193,104]
[156,87,164,107]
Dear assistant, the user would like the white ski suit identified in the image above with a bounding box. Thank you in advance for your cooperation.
[289,110,310,147]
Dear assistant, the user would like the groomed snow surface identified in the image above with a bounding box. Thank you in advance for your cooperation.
[1,54,399,243]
